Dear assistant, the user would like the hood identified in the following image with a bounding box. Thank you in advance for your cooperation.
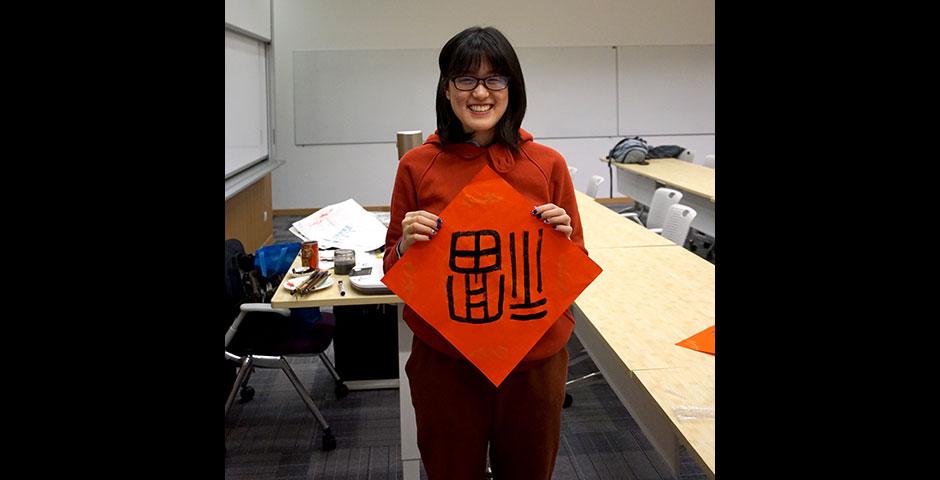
[424,129,534,173]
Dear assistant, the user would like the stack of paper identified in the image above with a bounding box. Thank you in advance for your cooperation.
[289,198,388,251]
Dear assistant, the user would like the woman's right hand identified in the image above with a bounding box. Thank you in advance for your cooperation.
[399,210,442,254]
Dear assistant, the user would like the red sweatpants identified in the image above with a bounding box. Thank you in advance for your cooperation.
[405,337,569,480]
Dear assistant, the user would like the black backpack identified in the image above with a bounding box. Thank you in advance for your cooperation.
[223,239,292,402]
[225,239,277,318]
[648,144,691,160]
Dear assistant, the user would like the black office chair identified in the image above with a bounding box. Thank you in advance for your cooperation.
[563,307,605,409]
[563,347,603,408]
[224,239,346,451]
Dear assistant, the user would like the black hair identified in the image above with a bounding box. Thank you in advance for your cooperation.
[436,26,526,151]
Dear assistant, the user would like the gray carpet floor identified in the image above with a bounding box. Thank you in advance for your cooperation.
[223,212,710,479]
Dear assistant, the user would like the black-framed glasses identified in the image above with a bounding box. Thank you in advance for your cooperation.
[452,75,509,91]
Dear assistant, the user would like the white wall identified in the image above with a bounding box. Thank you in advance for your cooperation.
[271,0,715,208]
[225,0,271,40]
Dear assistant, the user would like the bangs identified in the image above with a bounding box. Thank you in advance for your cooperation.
[445,36,509,77]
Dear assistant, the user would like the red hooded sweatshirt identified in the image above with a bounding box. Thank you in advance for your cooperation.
[384,129,587,365]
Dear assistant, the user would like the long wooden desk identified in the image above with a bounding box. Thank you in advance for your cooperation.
[570,225,715,477]
[574,190,675,249]
[270,259,422,480]
[600,157,715,237]
[635,364,715,476]
[574,246,714,371]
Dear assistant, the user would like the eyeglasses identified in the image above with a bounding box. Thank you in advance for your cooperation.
[451,75,509,91]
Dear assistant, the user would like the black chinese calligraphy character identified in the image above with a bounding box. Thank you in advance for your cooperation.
[508,230,547,320]
[447,230,505,324]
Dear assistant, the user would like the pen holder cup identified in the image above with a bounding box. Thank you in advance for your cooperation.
[334,249,356,275]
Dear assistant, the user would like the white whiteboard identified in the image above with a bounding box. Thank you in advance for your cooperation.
[225,29,269,178]
[617,45,715,135]
[291,45,712,145]
[518,46,618,137]
[293,49,439,145]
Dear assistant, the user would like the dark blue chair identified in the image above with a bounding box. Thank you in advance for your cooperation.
[224,239,345,451]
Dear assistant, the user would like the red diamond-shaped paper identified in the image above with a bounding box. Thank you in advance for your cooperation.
[382,165,602,386]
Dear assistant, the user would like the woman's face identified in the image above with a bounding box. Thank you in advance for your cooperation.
[446,58,508,146]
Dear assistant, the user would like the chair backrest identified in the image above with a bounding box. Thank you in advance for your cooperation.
[586,175,604,198]
[661,204,697,246]
[646,187,683,229]
[703,154,715,169]
[225,239,247,325]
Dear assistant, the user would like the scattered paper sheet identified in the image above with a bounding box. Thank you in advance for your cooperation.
[676,325,715,356]
[290,198,388,251]
[382,165,602,387]
[288,226,311,242]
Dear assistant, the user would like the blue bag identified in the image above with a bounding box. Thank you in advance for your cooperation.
[254,242,301,279]
[251,242,320,324]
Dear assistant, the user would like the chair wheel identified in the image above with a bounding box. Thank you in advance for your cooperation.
[335,383,349,399]
[239,385,255,403]
[321,431,337,451]
[563,393,573,408]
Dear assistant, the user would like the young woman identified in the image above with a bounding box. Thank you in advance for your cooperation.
[383,26,586,479]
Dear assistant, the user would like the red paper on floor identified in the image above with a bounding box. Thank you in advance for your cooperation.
[676,325,715,356]
[382,165,602,386]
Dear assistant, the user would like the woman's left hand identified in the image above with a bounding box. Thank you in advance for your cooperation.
[532,203,572,239]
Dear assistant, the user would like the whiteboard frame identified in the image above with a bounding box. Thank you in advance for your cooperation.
[225,27,272,179]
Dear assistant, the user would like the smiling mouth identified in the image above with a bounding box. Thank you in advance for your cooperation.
[468,104,493,112]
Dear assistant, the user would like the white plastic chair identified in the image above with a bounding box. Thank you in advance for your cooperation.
[568,166,578,176]
[703,154,715,169]
[661,204,697,246]
[622,187,683,233]
[585,175,605,198]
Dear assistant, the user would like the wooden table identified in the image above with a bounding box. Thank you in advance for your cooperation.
[270,257,399,309]
[574,190,675,250]
[574,246,714,370]
[571,245,715,478]
[600,157,715,237]
[635,364,715,477]
[271,256,422,480]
